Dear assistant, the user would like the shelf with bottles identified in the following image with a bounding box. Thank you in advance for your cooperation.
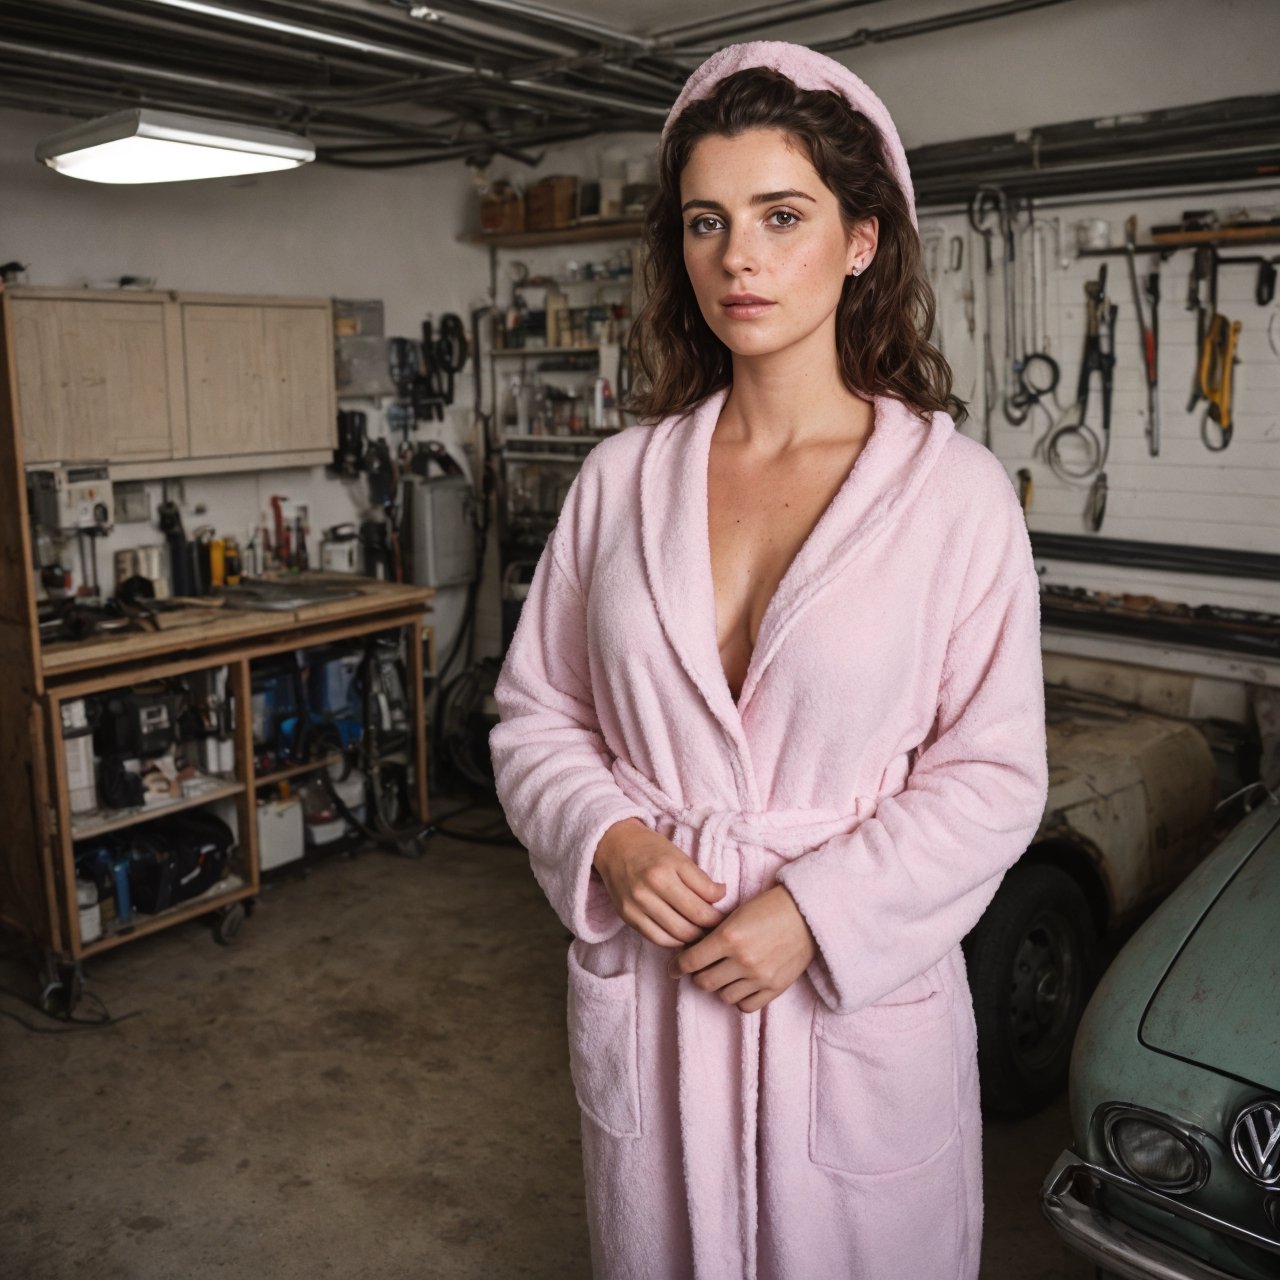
[71,776,245,841]
[494,244,637,355]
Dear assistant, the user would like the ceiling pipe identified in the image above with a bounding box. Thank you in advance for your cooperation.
[126,0,481,73]
[813,0,1076,52]
[0,37,300,105]
[120,0,670,119]
[430,0,652,51]
[387,0,579,57]
[652,0,886,45]
[20,0,339,73]
[0,46,458,139]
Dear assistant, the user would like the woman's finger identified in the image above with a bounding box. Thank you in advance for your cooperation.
[717,978,761,1007]
[690,958,744,993]
[625,909,688,949]
[665,876,726,930]
[677,859,728,905]
[637,890,710,946]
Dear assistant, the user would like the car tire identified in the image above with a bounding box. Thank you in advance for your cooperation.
[965,862,1096,1118]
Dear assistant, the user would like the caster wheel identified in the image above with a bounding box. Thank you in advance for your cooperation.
[37,955,83,1016]
[214,901,247,946]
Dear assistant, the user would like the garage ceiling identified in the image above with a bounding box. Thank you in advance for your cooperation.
[0,0,1077,168]
[0,0,1276,199]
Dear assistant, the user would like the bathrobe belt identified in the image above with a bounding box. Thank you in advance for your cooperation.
[609,756,873,1279]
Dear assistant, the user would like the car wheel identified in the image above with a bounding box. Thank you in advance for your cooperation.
[965,862,1096,1118]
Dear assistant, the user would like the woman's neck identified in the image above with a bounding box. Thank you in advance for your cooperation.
[719,347,872,451]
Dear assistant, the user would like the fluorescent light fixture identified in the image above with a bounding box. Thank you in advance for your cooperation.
[35,108,315,184]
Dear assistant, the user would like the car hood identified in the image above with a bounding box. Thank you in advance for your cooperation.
[1141,813,1280,1091]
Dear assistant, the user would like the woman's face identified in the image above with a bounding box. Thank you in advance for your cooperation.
[679,127,877,366]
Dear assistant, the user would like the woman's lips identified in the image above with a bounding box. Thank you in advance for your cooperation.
[720,294,775,319]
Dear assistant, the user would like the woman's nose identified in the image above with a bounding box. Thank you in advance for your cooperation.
[720,224,758,276]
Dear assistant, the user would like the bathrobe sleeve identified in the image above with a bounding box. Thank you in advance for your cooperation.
[488,493,652,945]
[776,504,1048,1015]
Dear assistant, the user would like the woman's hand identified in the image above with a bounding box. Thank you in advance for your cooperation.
[593,819,727,949]
[667,885,816,1013]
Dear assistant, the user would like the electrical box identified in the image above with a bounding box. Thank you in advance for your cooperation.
[403,475,475,588]
[27,464,114,531]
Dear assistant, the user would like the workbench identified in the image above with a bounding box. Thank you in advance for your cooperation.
[1,570,433,988]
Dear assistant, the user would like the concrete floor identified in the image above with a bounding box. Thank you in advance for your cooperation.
[1,798,1091,1279]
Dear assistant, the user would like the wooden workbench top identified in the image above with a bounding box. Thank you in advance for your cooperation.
[41,575,433,680]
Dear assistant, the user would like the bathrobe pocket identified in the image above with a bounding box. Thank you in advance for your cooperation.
[566,937,642,1139]
[810,976,957,1176]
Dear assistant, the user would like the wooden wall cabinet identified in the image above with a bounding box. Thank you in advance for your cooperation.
[4,287,336,478]
[183,302,334,458]
[12,295,181,465]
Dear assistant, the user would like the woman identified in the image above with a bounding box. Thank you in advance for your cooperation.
[489,41,1048,1280]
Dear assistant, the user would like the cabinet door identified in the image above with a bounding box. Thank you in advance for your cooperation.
[183,303,334,457]
[13,298,177,464]
[182,304,268,458]
[261,306,334,452]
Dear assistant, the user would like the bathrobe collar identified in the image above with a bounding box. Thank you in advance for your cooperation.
[640,385,955,741]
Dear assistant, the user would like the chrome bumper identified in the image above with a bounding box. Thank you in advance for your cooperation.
[1041,1150,1278,1280]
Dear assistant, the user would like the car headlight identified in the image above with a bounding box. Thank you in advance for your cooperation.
[1101,1104,1210,1195]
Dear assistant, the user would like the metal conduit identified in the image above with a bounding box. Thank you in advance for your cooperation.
[0,37,301,105]
[431,0,652,50]
[812,0,1076,51]
[653,0,888,45]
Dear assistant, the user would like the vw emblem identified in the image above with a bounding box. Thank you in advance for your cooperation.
[1231,1099,1280,1186]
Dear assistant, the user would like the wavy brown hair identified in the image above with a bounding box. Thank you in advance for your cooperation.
[627,66,964,423]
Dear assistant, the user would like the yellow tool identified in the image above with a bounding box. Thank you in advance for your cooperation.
[1016,467,1033,513]
[1199,311,1241,451]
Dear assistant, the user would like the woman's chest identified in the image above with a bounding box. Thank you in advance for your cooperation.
[707,435,870,699]
[584,500,950,734]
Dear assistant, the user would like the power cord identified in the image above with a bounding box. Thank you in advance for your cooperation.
[0,982,143,1033]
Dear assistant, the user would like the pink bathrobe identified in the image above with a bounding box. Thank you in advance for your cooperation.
[489,386,1049,1280]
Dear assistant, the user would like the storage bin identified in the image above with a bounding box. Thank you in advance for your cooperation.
[257,794,304,870]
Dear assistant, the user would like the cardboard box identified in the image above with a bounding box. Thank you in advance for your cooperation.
[480,182,525,235]
[525,175,578,230]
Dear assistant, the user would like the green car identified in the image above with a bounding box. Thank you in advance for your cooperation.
[1042,791,1280,1279]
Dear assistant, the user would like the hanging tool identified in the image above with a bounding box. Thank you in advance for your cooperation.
[1257,259,1277,306]
[1186,247,1215,414]
[1006,352,1061,425]
[1143,265,1161,456]
[1005,204,1062,427]
[1199,312,1242,451]
[1123,216,1161,457]
[1034,263,1117,530]
[966,193,1001,445]
[969,186,1020,423]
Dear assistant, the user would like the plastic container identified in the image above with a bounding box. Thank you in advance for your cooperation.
[77,879,101,943]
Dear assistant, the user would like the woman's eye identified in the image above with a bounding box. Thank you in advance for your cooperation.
[688,214,723,235]
[769,209,800,228]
